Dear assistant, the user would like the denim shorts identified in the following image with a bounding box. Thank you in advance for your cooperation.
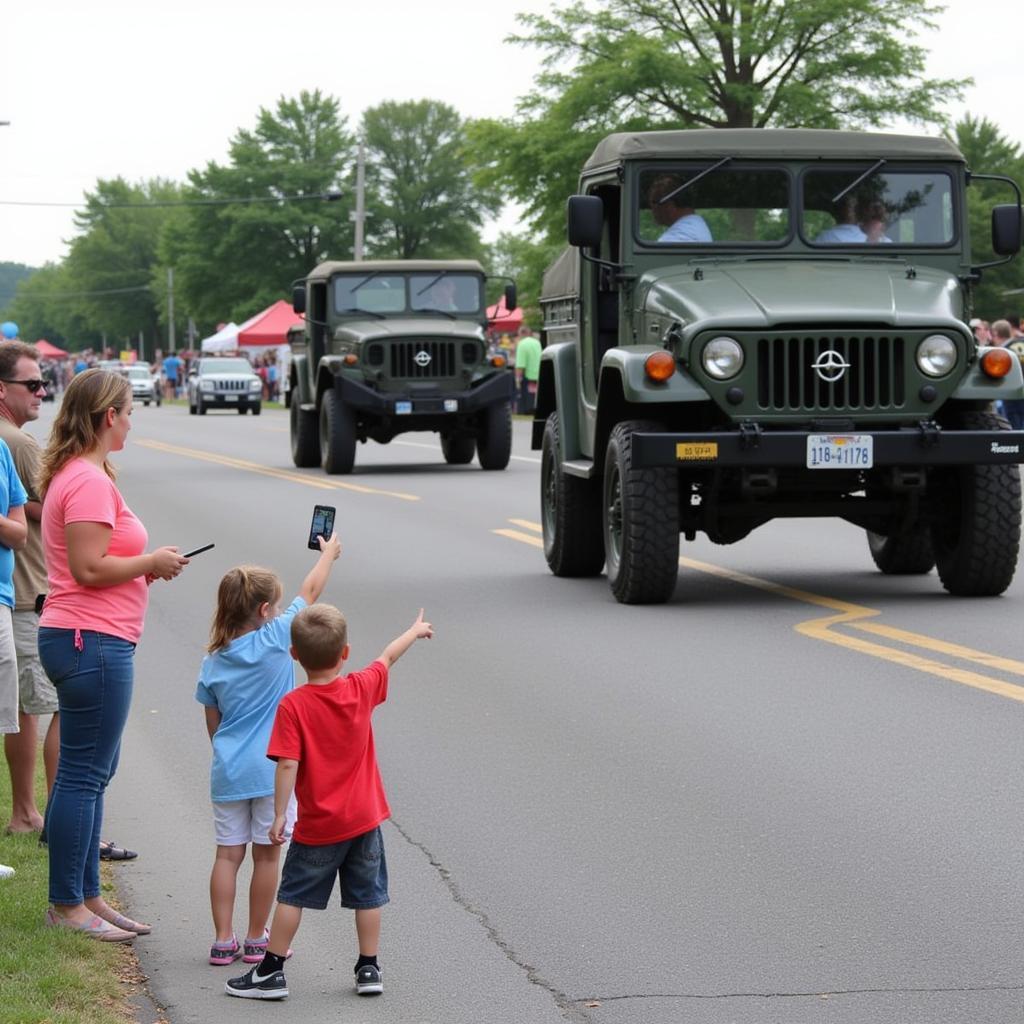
[277,826,389,910]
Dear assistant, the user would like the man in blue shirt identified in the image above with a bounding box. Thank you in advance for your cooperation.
[647,174,713,243]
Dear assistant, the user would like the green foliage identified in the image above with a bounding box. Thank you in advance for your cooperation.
[3,263,99,351]
[487,231,565,327]
[360,100,497,260]
[469,0,968,243]
[951,116,1024,319]
[0,262,36,316]
[162,90,356,325]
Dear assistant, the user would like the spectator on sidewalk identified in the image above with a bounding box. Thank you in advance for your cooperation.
[514,327,542,415]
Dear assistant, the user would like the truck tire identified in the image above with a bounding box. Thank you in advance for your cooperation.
[252,403,261,416]
[930,410,1022,595]
[319,389,356,475]
[290,398,320,467]
[197,395,207,415]
[867,529,935,574]
[441,435,475,465]
[603,421,680,604]
[541,413,604,577]
[476,401,512,470]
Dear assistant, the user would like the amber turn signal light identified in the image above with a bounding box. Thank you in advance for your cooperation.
[343,353,359,366]
[490,354,507,368]
[645,351,676,382]
[981,347,1014,379]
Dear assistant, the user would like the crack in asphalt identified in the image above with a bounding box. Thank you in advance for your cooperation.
[390,818,592,1023]
[578,984,1024,1002]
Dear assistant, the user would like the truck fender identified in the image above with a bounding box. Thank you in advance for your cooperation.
[533,342,583,457]
[599,347,710,403]
[950,352,1024,401]
[290,354,312,406]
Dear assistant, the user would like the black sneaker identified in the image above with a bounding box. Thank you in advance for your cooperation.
[355,964,383,996]
[225,965,289,1000]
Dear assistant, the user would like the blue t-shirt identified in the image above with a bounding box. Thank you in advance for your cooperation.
[195,596,306,802]
[659,213,713,243]
[163,355,181,382]
[0,440,28,609]
[814,223,867,244]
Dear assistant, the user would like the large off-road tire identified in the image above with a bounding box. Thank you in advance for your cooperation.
[603,421,680,604]
[441,435,475,465]
[541,413,604,577]
[290,398,320,467]
[476,400,512,470]
[319,389,357,475]
[867,529,936,574]
[930,410,1022,595]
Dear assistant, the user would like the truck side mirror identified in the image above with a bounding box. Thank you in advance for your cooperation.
[567,195,604,249]
[504,283,518,312]
[292,285,307,315]
[992,205,1022,256]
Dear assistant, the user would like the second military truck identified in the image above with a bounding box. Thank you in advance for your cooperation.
[289,260,516,473]
[536,128,1024,603]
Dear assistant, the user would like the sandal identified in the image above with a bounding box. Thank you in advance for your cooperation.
[45,907,135,943]
[97,907,152,935]
[99,840,138,861]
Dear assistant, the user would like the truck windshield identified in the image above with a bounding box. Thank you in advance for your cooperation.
[802,169,954,246]
[201,359,251,374]
[410,273,482,314]
[638,166,790,245]
[334,274,407,313]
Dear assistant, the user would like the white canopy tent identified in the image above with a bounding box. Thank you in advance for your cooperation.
[199,322,240,353]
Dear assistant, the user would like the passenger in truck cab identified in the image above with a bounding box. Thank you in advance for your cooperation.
[646,174,713,243]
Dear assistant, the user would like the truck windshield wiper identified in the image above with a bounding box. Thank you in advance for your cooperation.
[414,271,448,296]
[655,156,732,206]
[413,307,457,319]
[349,272,380,293]
[830,159,887,204]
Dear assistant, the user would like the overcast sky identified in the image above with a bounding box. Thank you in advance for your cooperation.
[3,0,1022,269]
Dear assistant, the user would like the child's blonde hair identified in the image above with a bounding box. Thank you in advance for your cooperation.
[290,604,348,671]
[208,566,282,653]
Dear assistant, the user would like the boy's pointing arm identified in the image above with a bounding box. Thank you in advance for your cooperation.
[375,609,434,670]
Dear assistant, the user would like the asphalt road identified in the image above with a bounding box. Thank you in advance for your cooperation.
[29,399,1024,1024]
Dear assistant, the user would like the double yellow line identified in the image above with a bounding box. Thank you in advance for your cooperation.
[496,520,1024,705]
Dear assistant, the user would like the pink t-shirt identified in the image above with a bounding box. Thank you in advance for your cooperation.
[40,459,149,644]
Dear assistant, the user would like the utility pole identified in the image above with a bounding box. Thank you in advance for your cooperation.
[352,139,366,261]
[167,267,176,353]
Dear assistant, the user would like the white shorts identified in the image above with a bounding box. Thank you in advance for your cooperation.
[212,794,297,847]
[0,605,18,734]
[13,610,58,716]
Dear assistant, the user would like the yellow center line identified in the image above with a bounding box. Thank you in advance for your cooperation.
[496,520,1024,704]
[135,439,421,501]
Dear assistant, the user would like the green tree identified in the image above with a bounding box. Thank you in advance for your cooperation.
[950,115,1024,319]
[360,99,498,260]
[3,262,99,351]
[470,0,968,236]
[0,262,36,316]
[487,231,564,327]
[162,90,355,325]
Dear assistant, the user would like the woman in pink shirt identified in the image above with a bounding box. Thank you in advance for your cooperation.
[37,369,188,941]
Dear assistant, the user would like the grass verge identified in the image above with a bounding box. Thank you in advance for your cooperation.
[0,763,155,1023]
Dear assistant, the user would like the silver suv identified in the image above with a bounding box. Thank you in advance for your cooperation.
[187,357,263,416]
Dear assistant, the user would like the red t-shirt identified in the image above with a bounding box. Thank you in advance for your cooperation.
[267,661,390,845]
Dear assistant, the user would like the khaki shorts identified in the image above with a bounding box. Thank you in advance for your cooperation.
[0,605,18,734]
[13,610,58,716]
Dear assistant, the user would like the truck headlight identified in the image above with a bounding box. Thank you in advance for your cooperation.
[702,337,744,380]
[200,380,214,392]
[249,379,262,390]
[917,335,956,377]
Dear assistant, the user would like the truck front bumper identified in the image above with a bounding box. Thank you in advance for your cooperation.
[336,371,514,416]
[631,426,1024,469]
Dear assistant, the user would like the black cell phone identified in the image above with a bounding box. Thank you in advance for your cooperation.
[183,543,215,558]
[308,505,336,550]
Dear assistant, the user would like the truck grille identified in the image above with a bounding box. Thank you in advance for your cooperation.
[389,341,457,379]
[756,335,906,412]
[213,379,248,392]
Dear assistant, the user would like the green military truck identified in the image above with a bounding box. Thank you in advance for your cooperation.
[289,259,516,473]
[536,129,1024,603]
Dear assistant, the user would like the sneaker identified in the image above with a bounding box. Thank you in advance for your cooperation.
[225,965,288,1000]
[355,963,383,996]
[209,936,241,966]
[242,932,293,964]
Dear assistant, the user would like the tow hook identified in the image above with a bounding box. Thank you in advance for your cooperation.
[738,421,762,450]
[916,420,941,447]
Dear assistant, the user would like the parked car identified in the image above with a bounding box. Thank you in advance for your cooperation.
[188,357,263,415]
[124,365,161,407]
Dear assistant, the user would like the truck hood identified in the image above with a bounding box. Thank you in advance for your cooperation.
[335,318,485,345]
[642,260,965,330]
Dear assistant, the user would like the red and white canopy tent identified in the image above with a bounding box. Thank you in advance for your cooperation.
[237,300,304,355]
[486,296,523,334]
[33,339,68,358]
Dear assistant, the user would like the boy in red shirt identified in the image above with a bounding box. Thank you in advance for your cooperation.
[225,603,433,1001]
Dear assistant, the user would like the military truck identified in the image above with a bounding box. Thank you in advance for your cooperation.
[536,129,1024,603]
[289,260,516,473]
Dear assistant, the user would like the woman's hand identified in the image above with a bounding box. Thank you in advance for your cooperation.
[149,546,188,581]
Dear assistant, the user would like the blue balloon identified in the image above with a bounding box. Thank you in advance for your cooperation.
[0,322,18,340]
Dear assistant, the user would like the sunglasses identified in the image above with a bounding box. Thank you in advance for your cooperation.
[0,379,46,393]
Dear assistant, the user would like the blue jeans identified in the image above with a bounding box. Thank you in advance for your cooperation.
[38,628,136,906]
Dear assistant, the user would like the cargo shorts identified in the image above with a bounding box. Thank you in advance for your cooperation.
[14,610,57,716]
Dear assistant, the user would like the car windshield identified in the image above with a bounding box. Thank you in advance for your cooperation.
[333,272,483,314]
[127,368,151,379]
[638,165,790,245]
[410,273,482,314]
[802,168,954,246]
[334,274,407,313]
[201,359,251,374]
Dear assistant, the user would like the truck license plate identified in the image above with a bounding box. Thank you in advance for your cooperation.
[806,434,872,469]
[223,394,237,402]
[395,401,412,415]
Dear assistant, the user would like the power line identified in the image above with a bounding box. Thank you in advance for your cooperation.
[0,191,344,209]
[15,284,152,299]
